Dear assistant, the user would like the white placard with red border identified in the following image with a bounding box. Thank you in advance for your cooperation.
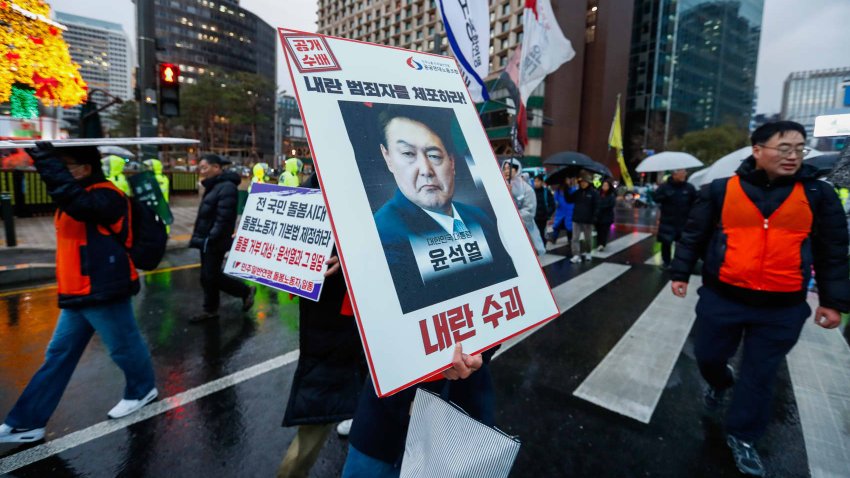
[279,29,560,397]
[224,183,334,301]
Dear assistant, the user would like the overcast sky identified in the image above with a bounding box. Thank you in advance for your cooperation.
[48,0,850,114]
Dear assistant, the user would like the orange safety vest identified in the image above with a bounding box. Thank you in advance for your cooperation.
[718,176,812,292]
[55,182,138,298]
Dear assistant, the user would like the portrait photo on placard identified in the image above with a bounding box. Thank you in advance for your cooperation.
[338,100,518,313]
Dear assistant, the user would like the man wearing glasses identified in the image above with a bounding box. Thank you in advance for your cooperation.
[669,121,850,477]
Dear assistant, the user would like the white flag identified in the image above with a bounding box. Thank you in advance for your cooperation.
[520,0,575,104]
[437,0,491,102]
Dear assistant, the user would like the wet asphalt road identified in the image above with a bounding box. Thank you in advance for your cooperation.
[0,207,815,477]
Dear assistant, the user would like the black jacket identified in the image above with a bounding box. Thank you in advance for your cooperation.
[596,192,616,225]
[671,157,850,311]
[534,186,555,221]
[565,185,599,224]
[654,178,697,242]
[190,171,241,252]
[282,253,367,426]
[36,157,139,308]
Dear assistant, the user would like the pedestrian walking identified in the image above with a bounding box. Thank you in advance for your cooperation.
[341,345,496,477]
[189,154,256,323]
[595,179,616,251]
[549,177,576,248]
[670,121,850,477]
[277,175,367,478]
[534,173,555,244]
[566,171,599,263]
[654,168,696,269]
[105,154,130,195]
[502,159,545,255]
[0,143,157,444]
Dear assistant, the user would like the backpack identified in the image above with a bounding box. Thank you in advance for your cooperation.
[120,197,168,271]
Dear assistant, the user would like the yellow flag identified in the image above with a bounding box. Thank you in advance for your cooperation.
[609,96,633,188]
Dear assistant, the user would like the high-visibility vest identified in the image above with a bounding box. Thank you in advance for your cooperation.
[718,176,812,292]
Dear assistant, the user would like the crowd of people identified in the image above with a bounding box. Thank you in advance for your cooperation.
[0,120,848,478]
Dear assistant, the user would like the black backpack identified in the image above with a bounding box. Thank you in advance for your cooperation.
[118,197,168,271]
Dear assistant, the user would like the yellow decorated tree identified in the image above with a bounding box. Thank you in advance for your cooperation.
[0,0,87,118]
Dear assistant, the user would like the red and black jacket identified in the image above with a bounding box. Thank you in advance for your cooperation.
[670,157,850,311]
[35,156,140,309]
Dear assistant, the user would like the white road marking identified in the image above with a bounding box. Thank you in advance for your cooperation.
[494,263,632,359]
[573,277,702,423]
[592,232,652,258]
[538,253,566,267]
[0,350,300,475]
[787,295,850,478]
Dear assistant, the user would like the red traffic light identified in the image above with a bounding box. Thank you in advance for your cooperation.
[159,63,179,84]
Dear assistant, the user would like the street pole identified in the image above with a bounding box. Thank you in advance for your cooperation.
[274,94,281,170]
[136,0,158,158]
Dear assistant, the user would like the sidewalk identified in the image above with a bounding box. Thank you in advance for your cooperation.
[0,194,200,284]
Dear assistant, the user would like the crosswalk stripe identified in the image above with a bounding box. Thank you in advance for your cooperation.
[538,253,566,267]
[573,276,702,423]
[645,252,662,265]
[592,232,652,258]
[786,295,850,478]
[494,263,632,359]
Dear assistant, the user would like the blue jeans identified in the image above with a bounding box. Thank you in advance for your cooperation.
[342,445,400,478]
[5,299,156,429]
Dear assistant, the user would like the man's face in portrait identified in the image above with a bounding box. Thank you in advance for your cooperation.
[381,117,456,215]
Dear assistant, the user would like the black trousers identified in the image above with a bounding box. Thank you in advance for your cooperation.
[200,248,249,313]
[694,286,810,442]
[535,217,548,243]
[595,221,612,247]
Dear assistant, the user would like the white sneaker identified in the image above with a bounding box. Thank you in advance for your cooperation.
[570,256,582,264]
[597,245,606,252]
[0,423,45,443]
[336,419,353,437]
[583,253,592,262]
[107,388,158,419]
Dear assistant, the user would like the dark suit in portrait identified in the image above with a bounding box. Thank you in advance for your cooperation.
[374,189,517,313]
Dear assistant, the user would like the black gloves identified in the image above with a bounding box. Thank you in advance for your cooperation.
[25,141,58,163]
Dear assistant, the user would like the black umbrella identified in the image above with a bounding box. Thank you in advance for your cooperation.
[805,153,839,173]
[543,151,613,177]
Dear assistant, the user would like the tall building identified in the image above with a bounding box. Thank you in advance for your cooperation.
[152,0,277,157]
[781,67,850,138]
[626,0,764,159]
[54,12,132,132]
[316,0,634,172]
[278,94,308,162]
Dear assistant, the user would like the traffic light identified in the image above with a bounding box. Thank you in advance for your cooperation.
[158,63,180,117]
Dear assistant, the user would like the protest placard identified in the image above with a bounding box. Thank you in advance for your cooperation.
[280,29,560,396]
[224,183,334,301]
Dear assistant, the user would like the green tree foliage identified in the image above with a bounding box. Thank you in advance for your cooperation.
[171,69,274,157]
[667,124,750,166]
[110,100,138,137]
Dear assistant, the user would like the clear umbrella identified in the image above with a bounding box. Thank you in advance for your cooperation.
[98,145,136,158]
[635,151,703,172]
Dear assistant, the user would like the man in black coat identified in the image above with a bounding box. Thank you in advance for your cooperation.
[533,174,555,243]
[654,169,696,268]
[670,121,850,476]
[189,154,255,322]
[566,171,599,263]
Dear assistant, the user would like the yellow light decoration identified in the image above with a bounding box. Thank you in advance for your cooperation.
[0,0,87,107]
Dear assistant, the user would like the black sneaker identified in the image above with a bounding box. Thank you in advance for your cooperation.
[726,435,765,476]
[703,365,735,412]
[242,286,257,312]
[189,311,219,323]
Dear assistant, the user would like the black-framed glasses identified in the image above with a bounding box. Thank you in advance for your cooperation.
[757,144,811,157]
